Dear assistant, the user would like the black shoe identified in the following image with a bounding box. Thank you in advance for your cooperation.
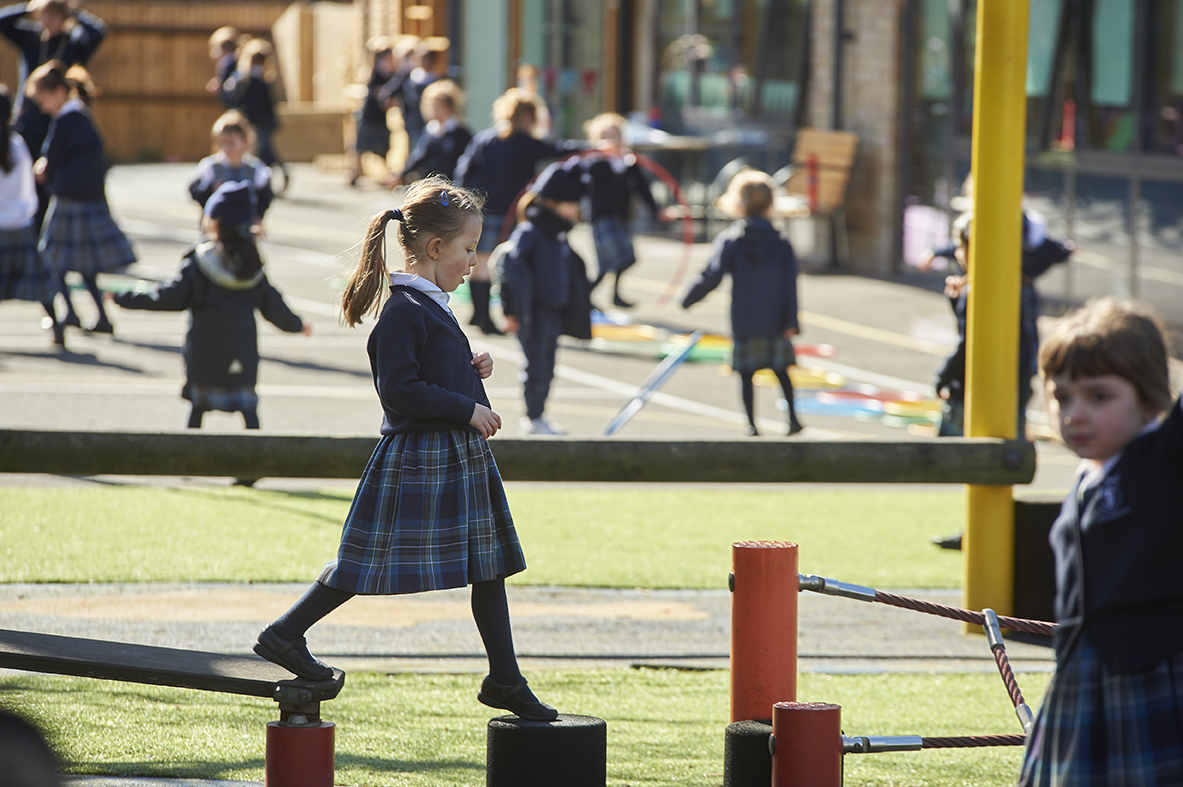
[478,675,558,721]
[931,531,963,550]
[232,477,258,488]
[788,419,804,436]
[253,627,335,681]
[88,316,114,334]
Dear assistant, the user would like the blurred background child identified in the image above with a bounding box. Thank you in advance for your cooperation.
[110,181,310,439]
[227,39,281,176]
[0,83,60,344]
[188,109,272,230]
[392,78,471,185]
[498,161,592,435]
[28,60,133,335]
[205,25,240,109]
[682,170,803,437]
[347,35,396,187]
[581,111,675,309]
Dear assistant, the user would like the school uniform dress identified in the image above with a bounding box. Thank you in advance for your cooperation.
[498,204,592,419]
[1019,398,1183,786]
[37,99,135,277]
[112,242,304,414]
[455,129,584,251]
[317,278,526,595]
[188,153,273,219]
[682,218,799,374]
[581,152,662,276]
[385,68,438,155]
[230,70,278,167]
[0,131,55,302]
[401,117,473,183]
[354,67,393,157]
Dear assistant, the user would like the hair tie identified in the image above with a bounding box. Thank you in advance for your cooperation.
[387,208,404,222]
[440,191,450,207]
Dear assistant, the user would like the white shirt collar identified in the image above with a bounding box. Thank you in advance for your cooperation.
[390,271,454,317]
[425,117,459,137]
[58,98,85,117]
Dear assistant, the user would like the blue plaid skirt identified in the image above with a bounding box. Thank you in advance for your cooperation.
[731,334,796,375]
[1018,634,1183,787]
[184,384,258,413]
[592,216,637,275]
[0,225,57,303]
[39,197,136,277]
[318,430,526,595]
[354,119,391,157]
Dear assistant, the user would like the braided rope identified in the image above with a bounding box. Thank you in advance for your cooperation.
[873,590,1057,637]
[992,646,1027,709]
[921,734,1027,749]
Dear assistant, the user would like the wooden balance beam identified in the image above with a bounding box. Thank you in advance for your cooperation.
[0,628,345,785]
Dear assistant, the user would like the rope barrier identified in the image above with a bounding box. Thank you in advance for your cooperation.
[921,734,1027,749]
[982,609,1036,733]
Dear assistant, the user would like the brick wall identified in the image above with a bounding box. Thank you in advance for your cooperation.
[808,0,902,275]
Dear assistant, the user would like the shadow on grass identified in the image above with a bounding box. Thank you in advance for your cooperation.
[69,760,264,781]
[146,485,354,529]
[337,753,484,774]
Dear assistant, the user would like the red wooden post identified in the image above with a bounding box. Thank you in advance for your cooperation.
[771,702,842,787]
[806,153,820,211]
[264,721,335,787]
[730,541,798,722]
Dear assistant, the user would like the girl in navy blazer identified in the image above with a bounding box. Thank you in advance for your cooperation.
[682,170,803,436]
[1019,298,1182,787]
[254,176,557,722]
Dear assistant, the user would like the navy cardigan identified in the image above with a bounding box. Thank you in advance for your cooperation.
[1049,398,1183,672]
[41,108,106,201]
[455,128,583,216]
[370,286,488,436]
[681,218,799,338]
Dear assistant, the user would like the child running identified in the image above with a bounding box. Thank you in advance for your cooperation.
[188,109,272,229]
[0,83,59,344]
[682,170,803,436]
[27,60,134,335]
[253,176,557,722]
[1019,297,1181,786]
[581,112,674,309]
[109,181,309,432]
[498,161,593,435]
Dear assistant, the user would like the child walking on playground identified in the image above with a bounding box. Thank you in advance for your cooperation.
[188,110,272,229]
[581,112,674,309]
[1019,297,1181,787]
[681,170,803,436]
[392,78,471,185]
[27,60,134,335]
[253,176,558,722]
[109,181,309,432]
[498,161,593,436]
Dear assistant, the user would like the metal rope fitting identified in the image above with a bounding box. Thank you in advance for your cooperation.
[842,735,925,754]
[1016,704,1035,734]
[798,573,877,602]
[983,608,1005,649]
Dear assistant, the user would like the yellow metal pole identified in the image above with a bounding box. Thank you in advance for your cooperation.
[963,0,1029,618]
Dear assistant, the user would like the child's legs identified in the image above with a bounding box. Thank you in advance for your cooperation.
[187,405,205,429]
[519,312,562,419]
[739,372,756,427]
[270,581,354,641]
[81,275,109,322]
[773,367,799,423]
[57,273,79,322]
[471,578,520,683]
[242,408,260,430]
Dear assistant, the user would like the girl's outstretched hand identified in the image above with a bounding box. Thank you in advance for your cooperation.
[470,403,502,439]
[471,351,493,379]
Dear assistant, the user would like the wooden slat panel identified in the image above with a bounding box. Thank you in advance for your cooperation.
[791,128,859,168]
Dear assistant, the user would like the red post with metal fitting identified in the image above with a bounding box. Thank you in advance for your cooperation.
[771,701,842,787]
[730,541,797,722]
[264,721,335,787]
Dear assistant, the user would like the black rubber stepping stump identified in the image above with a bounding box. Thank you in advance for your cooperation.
[487,714,607,787]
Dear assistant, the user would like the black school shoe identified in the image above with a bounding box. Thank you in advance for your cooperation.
[253,626,335,681]
[478,675,558,721]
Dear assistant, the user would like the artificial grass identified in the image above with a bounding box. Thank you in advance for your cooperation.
[0,485,964,589]
[0,485,965,588]
[2,669,1050,787]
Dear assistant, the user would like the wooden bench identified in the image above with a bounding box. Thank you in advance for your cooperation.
[0,628,345,784]
[772,128,859,266]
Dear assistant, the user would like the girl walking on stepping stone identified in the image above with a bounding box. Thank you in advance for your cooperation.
[254,176,558,722]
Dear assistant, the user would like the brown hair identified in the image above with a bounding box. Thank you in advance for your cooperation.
[492,88,542,139]
[420,79,464,118]
[238,38,275,83]
[716,169,775,219]
[26,60,98,106]
[211,109,256,149]
[1039,297,1173,415]
[209,26,241,53]
[584,112,625,142]
[342,176,485,326]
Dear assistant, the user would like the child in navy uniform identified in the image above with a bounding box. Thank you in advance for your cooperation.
[1019,298,1182,787]
[581,112,674,309]
[347,36,396,188]
[254,176,557,723]
[455,87,584,334]
[498,161,592,435]
[0,84,59,344]
[110,182,309,432]
[682,170,803,436]
[188,110,272,228]
[205,26,240,109]
[393,78,471,184]
[27,60,133,335]
[228,39,279,170]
